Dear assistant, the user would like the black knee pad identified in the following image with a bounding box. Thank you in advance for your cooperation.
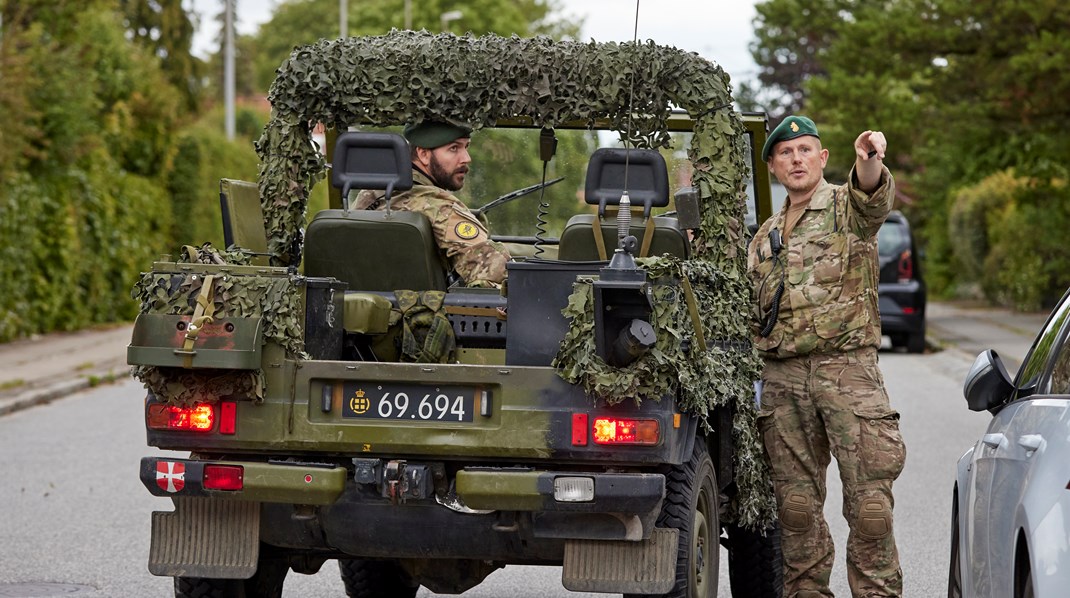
[779,492,812,533]
[856,497,892,540]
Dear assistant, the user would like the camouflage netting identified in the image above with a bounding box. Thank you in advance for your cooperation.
[130,243,306,406]
[255,31,770,527]
[257,30,748,268]
[553,256,773,527]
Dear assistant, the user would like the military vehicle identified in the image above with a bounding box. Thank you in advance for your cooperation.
[128,31,780,597]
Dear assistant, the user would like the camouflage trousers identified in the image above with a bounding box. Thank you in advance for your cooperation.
[757,347,906,598]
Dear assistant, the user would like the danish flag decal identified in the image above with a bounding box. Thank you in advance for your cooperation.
[156,461,186,493]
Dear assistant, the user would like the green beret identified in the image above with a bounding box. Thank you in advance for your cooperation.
[403,121,472,149]
[761,115,820,162]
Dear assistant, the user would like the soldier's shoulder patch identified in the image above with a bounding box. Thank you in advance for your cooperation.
[454,220,480,240]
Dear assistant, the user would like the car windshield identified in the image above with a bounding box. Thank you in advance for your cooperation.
[878,221,908,258]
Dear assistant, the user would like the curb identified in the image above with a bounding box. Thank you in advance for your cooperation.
[0,363,131,418]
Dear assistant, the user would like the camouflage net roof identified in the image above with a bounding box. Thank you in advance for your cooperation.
[257,31,770,527]
[257,30,748,270]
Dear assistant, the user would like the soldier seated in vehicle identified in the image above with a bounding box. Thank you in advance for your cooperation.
[354,121,511,288]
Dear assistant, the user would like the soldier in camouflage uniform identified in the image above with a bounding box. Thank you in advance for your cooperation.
[746,116,906,598]
[355,121,510,287]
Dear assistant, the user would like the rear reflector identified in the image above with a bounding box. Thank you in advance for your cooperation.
[219,401,237,435]
[571,413,589,446]
[147,403,214,432]
[203,465,244,491]
[554,477,594,502]
[592,417,659,445]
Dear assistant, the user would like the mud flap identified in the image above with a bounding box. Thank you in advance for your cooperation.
[561,527,678,594]
[148,497,259,579]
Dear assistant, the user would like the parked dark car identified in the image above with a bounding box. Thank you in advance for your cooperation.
[878,210,926,352]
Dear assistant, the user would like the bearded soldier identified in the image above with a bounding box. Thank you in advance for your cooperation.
[356,121,510,287]
[747,116,906,598]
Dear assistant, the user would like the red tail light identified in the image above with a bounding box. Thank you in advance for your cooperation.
[203,465,244,490]
[592,417,660,445]
[897,250,913,283]
[147,403,214,432]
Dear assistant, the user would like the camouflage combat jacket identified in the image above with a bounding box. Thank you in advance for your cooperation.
[746,166,894,359]
[355,170,511,287]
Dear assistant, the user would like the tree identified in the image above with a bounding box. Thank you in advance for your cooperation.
[748,0,848,120]
[119,0,203,111]
[750,0,1070,302]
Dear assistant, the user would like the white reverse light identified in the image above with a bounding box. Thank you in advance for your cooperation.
[553,477,594,502]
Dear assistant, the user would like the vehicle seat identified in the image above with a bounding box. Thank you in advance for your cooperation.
[557,148,689,261]
[303,132,447,292]
[219,178,270,266]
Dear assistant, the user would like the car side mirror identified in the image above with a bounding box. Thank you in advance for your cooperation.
[963,349,1014,412]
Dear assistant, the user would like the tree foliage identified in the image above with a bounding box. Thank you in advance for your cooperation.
[750,0,1070,307]
[119,0,202,111]
[0,0,195,340]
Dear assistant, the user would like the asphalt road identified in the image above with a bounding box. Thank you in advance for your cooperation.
[0,341,993,597]
[0,298,1047,597]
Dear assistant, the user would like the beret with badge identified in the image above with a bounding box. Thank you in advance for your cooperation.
[403,121,473,149]
[761,115,820,162]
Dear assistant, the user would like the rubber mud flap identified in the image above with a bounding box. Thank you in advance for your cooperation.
[561,528,678,594]
[148,497,259,579]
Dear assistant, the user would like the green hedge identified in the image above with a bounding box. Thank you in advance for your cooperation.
[0,108,269,343]
[0,163,171,341]
[948,171,1070,311]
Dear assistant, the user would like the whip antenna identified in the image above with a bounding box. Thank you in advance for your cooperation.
[617,0,641,251]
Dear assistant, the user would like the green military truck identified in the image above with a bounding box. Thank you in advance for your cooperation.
[129,32,780,597]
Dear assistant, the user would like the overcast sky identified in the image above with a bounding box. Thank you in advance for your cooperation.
[187,0,760,84]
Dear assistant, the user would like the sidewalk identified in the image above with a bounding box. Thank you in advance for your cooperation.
[0,301,1052,417]
[0,323,133,416]
[925,301,1048,372]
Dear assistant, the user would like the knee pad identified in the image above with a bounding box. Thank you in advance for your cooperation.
[779,492,813,533]
[856,497,892,540]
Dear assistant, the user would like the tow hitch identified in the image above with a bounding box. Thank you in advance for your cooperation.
[354,458,438,503]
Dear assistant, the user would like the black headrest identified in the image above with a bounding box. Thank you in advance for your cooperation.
[584,148,669,216]
[332,132,413,207]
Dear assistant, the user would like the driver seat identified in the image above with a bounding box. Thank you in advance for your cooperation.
[303,132,447,291]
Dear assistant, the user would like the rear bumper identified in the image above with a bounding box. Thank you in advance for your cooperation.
[140,457,348,504]
[141,456,665,559]
[878,280,926,335]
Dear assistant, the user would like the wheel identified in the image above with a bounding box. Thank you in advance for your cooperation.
[724,522,783,598]
[626,440,718,598]
[1015,540,1034,598]
[906,324,926,353]
[339,559,419,598]
[1017,560,1034,598]
[948,490,962,598]
[174,556,287,598]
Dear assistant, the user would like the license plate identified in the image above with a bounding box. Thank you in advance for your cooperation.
[341,383,479,422]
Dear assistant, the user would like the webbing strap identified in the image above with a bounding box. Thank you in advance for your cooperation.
[591,217,608,261]
[639,217,655,257]
[444,305,507,320]
[180,275,217,368]
[679,275,707,352]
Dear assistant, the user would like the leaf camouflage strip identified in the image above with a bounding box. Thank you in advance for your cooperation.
[257,31,748,269]
[552,256,774,528]
[130,243,305,405]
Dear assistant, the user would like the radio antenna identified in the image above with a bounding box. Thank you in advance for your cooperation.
[617,0,641,251]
